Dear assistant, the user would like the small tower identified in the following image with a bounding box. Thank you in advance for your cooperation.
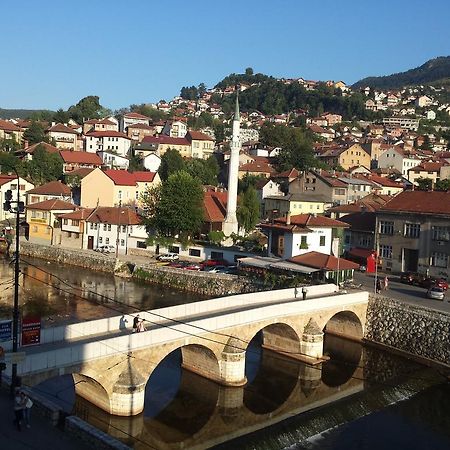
[222,90,241,239]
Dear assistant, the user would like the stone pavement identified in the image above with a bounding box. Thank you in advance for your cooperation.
[0,384,92,450]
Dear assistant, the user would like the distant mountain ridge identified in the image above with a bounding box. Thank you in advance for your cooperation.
[0,108,54,120]
[352,56,450,89]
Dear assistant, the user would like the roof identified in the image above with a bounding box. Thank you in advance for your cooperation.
[347,248,376,259]
[57,208,94,220]
[0,175,17,187]
[27,181,71,196]
[22,142,60,154]
[65,167,95,178]
[261,213,348,232]
[103,170,157,186]
[126,123,155,130]
[239,256,318,274]
[0,119,21,132]
[141,135,190,146]
[186,131,214,141]
[379,191,450,216]
[47,123,78,134]
[26,199,76,211]
[239,161,274,174]
[59,151,103,165]
[203,191,227,222]
[85,131,130,139]
[123,112,150,120]
[84,118,116,125]
[86,206,142,225]
[274,168,300,179]
[340,212,376,233]
[288,251,359,271]
[408,162,444,173]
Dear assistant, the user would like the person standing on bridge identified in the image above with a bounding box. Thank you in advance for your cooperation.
[13,389,24,431]
[133,315,140,332]
[384,276,389,291]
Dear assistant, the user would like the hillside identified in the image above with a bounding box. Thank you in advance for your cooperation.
[352,56,450,89]
[0,108,54,119]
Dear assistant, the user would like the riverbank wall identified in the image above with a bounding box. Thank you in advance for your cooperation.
[365,295,450,369]
[19,242,262,296]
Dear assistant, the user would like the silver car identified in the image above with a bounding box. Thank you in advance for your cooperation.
[427,286,445,300]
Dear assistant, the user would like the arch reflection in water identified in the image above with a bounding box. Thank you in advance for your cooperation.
[322,334,363,387]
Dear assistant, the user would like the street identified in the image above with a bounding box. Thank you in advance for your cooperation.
[352,271,450,314]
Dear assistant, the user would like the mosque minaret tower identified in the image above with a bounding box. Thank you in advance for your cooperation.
[222,90,241,238]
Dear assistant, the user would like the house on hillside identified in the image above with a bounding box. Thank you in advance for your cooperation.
[186,131,215,159]
[18,142,60,161]
[0,175,35,222]
[46,123,78,150]
[202,191,228,234]
[80,169,160,208]
[85,131,131,157]
[120,112,150,132]
[26,181,72,205]
[0,119,22,143]
[59,150,103,174]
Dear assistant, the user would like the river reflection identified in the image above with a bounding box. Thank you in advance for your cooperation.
[0,256,208,325]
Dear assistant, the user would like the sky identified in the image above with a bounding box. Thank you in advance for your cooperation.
[1,0,450,111]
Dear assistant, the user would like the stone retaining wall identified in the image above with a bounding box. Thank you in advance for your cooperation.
[133,264,262,296]
[365,295,450,368]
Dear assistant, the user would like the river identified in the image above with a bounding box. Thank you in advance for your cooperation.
[1,257,449,449]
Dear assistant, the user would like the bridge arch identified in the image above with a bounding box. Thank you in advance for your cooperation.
[253,322,302,356]
[73,373,111,414]
[323,310,364,342]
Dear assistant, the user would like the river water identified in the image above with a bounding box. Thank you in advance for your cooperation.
[1,257,449,450]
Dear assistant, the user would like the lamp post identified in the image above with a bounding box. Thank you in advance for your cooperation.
[1,166,22,393]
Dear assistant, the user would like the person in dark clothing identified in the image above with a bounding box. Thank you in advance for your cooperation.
[13,390,23,431]
[133,315,140,332]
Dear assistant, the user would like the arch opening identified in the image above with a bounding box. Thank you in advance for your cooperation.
[324,310,364,342]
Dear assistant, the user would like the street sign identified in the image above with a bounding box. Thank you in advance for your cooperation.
[0,320,12,342]
[4,352,26,364]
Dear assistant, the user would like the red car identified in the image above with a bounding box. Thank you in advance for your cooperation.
[419,276,448,290]
[200,259,230,270]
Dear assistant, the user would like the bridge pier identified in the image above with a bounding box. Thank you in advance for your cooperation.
[218,337,247,387]
[110,367,147,416]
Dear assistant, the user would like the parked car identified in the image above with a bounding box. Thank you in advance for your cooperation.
[399,271,423,285]
[205,265,229,273]
[95,245,115,254]
[427,286,445,300]
[200,259,229,270]
[420,277,448,291]
[184,264,201,271]
[156,253,179,262]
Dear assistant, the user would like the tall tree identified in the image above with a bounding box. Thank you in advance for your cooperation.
[158,149,185,181]
[24,145,63,184]
[148,171,204,239]
[237,186,260,234]
[67,95,104,123]
[23,121,48,145]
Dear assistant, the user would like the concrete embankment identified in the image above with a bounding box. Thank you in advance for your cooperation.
[19,242,261,296]
[365,295,450,369]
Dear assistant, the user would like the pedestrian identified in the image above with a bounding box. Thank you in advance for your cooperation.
[133,314,140,333]
[376,278,382,294]
[302,287,308,301]
[294,287,298,298]
[384,276,389,291]
[21,391,33,428]
[13,389,23,431]
[137,318,146,333]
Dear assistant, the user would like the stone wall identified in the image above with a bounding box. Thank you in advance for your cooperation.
[365,295,450,368]
[133,264,262,296]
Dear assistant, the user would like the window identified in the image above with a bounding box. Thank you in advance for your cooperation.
[189,249,201,257]
[404,223,420,238]
[170,246,180,254]
[106,238,110,244]
[320,235,326,246]
[379,221,394,235]
[120,239,125,246]
[380,245,393,259]
[211,251,223,259]
[334,188,346,195]
[431,226,450,241]
[90,223,94,229]
[137,241,147,249]
[72,220,80,226]
[431,252,448,268]
[135,191,139,200]
[108,224,111,231]
[94,223,98,230]
[103,224,107,230]
[99,237,103,243]
[121,225,126,232]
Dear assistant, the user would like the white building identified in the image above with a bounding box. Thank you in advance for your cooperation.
[161,120,187,138]
[378,147,421,177]
[142,153,161,172]
[85,131,131,157]
[0,175,35,221]
[97,151,130,170]
[120,112,150,132]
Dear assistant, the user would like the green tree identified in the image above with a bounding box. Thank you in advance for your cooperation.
[213,122,225,142]
[24,145,63,184]
[237,186,260,234]
[158,149,185,181]
[23,121,48,145]
[0,152,23,174]
[148,171,204,240]
[416,177,433,191]
[53,108,69,124]
[0,136,20,152]
[128,154,145,172]
[68,95,104,123]
[238,173,266,193]
[435,178,450,191]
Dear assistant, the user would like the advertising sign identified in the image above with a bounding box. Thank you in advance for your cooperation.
[0,320,12,342]
[21,316,41,347]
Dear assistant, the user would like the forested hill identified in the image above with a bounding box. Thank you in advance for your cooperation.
[352,56,450,89]
[213,78,373,120]
[0,108,54,119]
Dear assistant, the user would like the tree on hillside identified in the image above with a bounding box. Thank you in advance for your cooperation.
[147,171,204,240]
[416,177,433,191]
[435,178,450,191]
[158,149,185,181]
[67,96,110,123]
[238,173,266,193]
[185,155,219,186]
[23,121,49,145]
[24,145,63,184]
[237,186,260,234]
[54,108,69,124]
[0,136,20,152]
[0,152,23,175]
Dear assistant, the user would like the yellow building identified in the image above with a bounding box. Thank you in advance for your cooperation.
[26,199,76,245]
[264,194,329,218]
[319,143,371,170]
[80,168,161,208]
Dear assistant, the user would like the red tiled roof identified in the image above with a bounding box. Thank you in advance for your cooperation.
[65,167,94,178]
[288,251,359,270]
[57,208,94,220]
[380,191,450,215]
[103,170,156,185]
[0,175,16,187]
[26,199,76,211]
[239,161,273,174]
[274,168,300,178]
[186,131,214,141]
[142,135,190,146]
[203,191,227,222]
[126,123,155,130]
[409,162,443,173]
[0,119,21,132]
[84,118,116,125]
[59,151,103,165]
[85,131,130,139]
[22,142,60,154]
[87,206,142,225]
[261,213,348,232]
[47,123,78,134]
[123,112,150,120]
[27,181,71,195]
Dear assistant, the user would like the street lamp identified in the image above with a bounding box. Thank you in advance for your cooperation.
[1,165,24,393]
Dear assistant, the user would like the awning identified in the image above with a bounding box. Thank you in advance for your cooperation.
[239,256,319,274]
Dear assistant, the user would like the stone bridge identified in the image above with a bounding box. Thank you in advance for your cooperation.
[5,284,368,416]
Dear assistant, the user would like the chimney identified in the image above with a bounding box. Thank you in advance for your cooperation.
[286,212,291,225]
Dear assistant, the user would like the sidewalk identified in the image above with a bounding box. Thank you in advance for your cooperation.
[0,385,92,450]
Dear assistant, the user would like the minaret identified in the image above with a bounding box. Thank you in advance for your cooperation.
[222,90,241,238]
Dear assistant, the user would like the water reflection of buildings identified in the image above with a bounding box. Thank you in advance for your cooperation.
[75,337,364,450]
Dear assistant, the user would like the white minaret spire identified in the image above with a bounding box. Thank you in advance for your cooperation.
[222,89,241,239]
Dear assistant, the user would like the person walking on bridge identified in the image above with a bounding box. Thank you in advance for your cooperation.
[133,314,140,332]
[13,389,24,431]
